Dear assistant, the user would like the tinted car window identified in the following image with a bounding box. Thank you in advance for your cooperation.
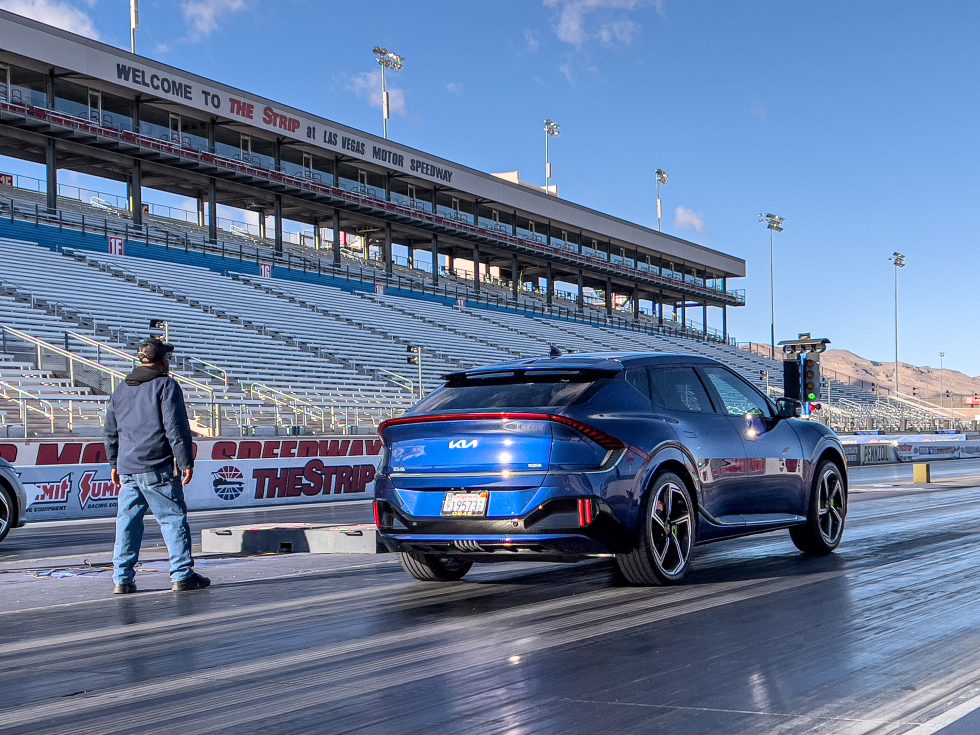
[701,367,772,418]
[415,372,599,411]
[624,366,652,402]
[650,367,714,414]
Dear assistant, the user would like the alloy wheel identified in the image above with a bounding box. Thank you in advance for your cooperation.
[817,467,846,544]
[0,490,9,539]
[649,480,693,576]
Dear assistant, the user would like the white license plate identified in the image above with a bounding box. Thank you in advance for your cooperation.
[441,491,489,517]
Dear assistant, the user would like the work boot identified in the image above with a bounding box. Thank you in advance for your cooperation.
[172,572,211,592]
[114,582,137,595]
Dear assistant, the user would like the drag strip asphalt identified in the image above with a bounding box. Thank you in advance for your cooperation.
[3,460,980,733]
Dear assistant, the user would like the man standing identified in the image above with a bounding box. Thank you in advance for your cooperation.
[104,337,210,594]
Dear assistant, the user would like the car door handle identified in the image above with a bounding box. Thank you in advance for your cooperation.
[683,431,697,438]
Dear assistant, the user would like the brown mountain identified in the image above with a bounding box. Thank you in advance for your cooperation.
[820,349,980,405]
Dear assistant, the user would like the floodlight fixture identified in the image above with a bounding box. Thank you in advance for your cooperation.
[655,168,669,185]
[760,212,784,232]
[373,47,404,71]
[544,119,561,137]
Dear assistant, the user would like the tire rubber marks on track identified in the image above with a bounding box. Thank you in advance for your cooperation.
[0,571,845,734]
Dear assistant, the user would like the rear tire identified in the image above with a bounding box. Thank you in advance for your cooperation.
[0,485,13,544]
[399,552,473,582]
[616,472,695,585]
[790,460,847,555]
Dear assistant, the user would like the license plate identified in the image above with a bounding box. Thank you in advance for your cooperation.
[442,491,489,517]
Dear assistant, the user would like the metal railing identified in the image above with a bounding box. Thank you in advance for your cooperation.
[247,382,326,432]
[62,331,221,433]
[184,356,230,389]
[0,379,55,436]
[375,367,415,396]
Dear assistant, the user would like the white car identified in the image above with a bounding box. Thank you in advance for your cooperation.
[0,458,27,543]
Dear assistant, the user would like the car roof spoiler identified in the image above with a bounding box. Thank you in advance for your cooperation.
[443,358,625,382]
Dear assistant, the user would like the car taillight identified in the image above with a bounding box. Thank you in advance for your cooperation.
[548,415,624,451]
[373,501,382,529]
[577,498,595,527]
[378,412,624,451]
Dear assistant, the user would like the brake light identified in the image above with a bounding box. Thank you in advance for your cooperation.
[577,499,595,527]
[377,412,623,451]
[373,501,382,529]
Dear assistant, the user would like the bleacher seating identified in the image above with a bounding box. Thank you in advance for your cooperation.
[0,198,956,436]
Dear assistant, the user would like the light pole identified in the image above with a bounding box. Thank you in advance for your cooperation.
[130,0,139,54]
[372,47,404,139]
[544,119,560,193]
[655,168,669,231]
[889,251,906,395]
[759,213,784,360]
[939,351,945,408]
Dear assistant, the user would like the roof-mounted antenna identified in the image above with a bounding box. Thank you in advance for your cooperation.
[549,345,563,358]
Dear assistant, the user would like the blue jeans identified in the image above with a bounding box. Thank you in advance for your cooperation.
[113,467,194,585]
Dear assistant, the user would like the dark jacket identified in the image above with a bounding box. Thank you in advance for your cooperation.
[104,366,195,476]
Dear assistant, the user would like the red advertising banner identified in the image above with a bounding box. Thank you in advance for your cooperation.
[3,437,383,521]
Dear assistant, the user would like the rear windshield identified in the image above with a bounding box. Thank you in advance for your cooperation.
[415,371,601,411]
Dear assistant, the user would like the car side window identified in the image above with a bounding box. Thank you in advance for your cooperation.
[624,366,652,403]
[649,367,715,414]
[701,367,772,418]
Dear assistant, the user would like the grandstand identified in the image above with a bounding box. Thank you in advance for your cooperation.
[0,11,957,437]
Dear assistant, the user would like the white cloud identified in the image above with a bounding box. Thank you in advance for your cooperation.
[153,42,171,56]
[346,70,407,117]
[674,206,705,233]
[0,0,100,38]
[543,0,660,47]
[558,58,574,82]
[524,28,540,53]
[597,18,638,44]
[181,0,246,42]
[445,81,463,96]
[750,95,767,121]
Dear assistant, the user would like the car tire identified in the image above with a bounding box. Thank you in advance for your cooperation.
[790,460,847,555]
[0,484,13,544]
[399,551,473,582]
[616,471,696,585]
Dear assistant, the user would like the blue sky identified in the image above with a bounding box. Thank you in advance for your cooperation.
[2,0,977,374]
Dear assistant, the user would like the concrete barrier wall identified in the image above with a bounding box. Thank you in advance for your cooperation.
[0,437,383,521]
[841,438,980,465]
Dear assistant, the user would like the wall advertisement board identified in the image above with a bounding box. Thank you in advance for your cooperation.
[1,437,383,522]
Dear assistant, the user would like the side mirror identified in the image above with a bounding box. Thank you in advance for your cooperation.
[775,397,803,419]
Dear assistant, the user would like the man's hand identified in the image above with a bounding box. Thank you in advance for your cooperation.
[111,467,120,487]
[182,468,194,486]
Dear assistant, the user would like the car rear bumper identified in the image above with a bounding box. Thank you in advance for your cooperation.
[381,532,612,559]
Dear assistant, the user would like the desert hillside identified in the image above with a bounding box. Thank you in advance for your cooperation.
[821,349,980,402]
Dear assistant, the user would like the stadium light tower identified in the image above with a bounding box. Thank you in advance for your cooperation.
[544,119,560,193]
[372,47,404,139]
[759,213,784,360]
[939,351,945,408]
[130,0,139,54]
[889,251,906,395]
[655,169,669,232]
